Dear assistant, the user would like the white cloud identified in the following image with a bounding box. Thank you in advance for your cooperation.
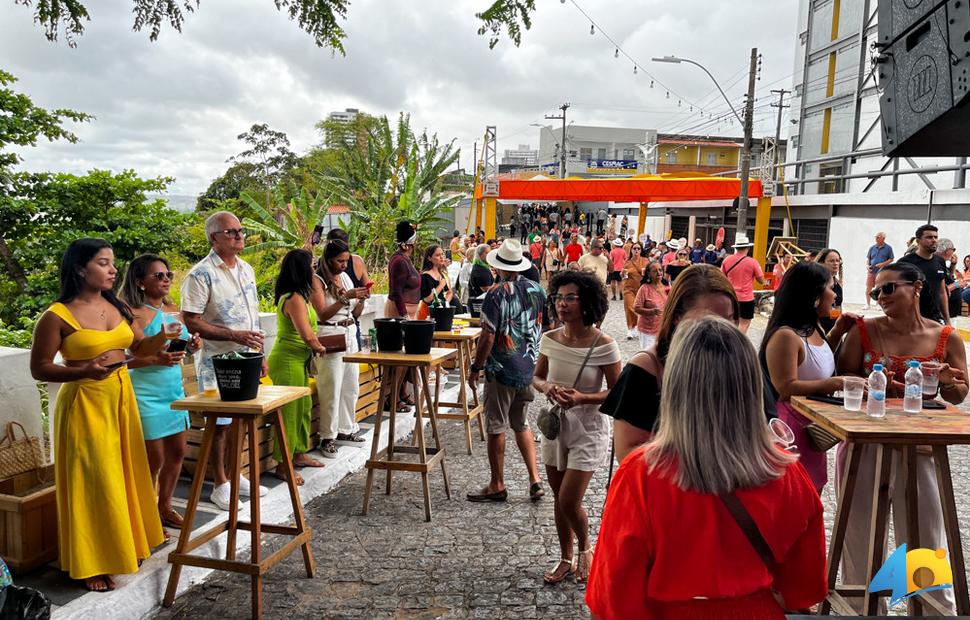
[1,0,798,195]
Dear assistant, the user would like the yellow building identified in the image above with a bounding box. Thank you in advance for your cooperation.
[657,135,743,174]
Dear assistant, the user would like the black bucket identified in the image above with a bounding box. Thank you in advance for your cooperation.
[429,305,455,332]
[402,319,435,355]
[212,351,263,401]
[375,317,404,352]
[469,295,486,318]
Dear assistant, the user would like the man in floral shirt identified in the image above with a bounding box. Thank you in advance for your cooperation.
[467,240,548,503]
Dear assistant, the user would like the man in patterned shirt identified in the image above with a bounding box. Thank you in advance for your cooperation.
[467,239,548,503]
[181,211,268,510]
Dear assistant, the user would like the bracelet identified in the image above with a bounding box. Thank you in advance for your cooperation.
[470,364,484,374]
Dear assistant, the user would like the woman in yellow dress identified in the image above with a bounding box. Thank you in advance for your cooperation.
[30,239,167,592]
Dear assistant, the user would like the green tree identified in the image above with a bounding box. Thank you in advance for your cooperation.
[14,0,537,50]
[227,123,299,195]
[0,68,91,291]
[195,160,262,212]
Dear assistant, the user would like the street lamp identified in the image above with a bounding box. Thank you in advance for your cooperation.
[652,50,758,237]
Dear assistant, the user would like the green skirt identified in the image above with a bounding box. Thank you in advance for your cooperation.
[268,348,313,460]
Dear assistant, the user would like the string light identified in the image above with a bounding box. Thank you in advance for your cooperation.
[666,91,670,99]
[649,80,654,88]
[633,65,638,75]
[590,24,595,35]
[614,48,619,58]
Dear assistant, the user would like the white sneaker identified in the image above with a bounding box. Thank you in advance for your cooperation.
[238,475,268,497]
[209,481,241,511]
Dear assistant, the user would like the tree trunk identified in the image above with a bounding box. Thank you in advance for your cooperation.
[0,237,28,292]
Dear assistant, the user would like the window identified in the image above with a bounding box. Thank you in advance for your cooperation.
[706,152,718,165]
[580,147,592,161]
[623,148,636,160]
[666,152,679,164]
[596,148,607,159]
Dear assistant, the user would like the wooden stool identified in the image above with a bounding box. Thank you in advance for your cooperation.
[163,386,315,620]
[343,348,457,521]
[432,328,485,454]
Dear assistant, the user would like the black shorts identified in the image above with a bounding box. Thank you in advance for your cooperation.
[739,300,755,320]
[606,271,622,283]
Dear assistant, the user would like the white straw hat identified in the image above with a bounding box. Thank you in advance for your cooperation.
[485,239,532,272]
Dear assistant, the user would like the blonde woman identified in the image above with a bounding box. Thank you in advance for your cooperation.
[587,317,826,618]
[542,239,564,286]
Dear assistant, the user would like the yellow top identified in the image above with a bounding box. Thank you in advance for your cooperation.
[46,302,133,361]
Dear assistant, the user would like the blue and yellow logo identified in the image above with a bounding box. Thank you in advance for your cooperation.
[868,544,953,606]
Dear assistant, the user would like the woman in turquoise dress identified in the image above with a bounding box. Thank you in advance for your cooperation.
[122,255,202,529]
[269,249,327,485]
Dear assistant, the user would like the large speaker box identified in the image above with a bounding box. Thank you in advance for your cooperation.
[878,0,970,156]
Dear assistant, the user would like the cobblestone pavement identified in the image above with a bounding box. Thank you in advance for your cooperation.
[155,300,970,619]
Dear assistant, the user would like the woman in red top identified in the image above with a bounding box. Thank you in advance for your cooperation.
[587,317,826,619]
[386,221,421,318]
[835,262,968,614]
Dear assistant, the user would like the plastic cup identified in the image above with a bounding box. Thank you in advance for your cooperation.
[843,377,866,411]
[829,306,842,320]
[163,312,182,339]
[921,361,941,397]
[202,375,219,397]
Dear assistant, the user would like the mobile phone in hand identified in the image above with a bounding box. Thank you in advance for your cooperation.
[167,339,188,353]
[365,281,374,290]
[104,357,135,370]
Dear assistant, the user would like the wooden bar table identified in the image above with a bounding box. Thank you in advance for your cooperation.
[343,348,457,521]
[162,386,315,620]
[454,313,481,327]
[432,328,485,454]
[791,396,970,616]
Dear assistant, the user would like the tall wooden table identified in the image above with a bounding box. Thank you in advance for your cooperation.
[432,328,485,454]
[454,313,481,327]
[791,396,970,616]
[162,386,315,620]
[343,348,457,521]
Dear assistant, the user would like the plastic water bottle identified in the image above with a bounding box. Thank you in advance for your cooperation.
[867,363,887,418]
[903,360,923,413]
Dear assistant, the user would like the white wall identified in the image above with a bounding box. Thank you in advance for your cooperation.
[0,347,48,462]
[828,217,970,305]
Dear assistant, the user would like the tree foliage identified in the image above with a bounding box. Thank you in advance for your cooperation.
[227,123,299,192]
[14,0,537,50]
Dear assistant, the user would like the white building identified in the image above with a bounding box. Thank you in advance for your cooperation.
[324,108,362,147]
[501,144,538,167]
[536,124,658,178]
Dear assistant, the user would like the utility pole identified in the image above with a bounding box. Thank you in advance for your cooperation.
[735,48,758,236]
[770,88,791,178]
[545,103,570,178]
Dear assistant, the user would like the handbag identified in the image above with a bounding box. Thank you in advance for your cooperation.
[317,334,348,354]
[537,332,602,440]
[0,422,44,481]
[805,423,840,452]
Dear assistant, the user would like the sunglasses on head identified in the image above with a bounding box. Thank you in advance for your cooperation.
[151,271,175,281]
[869,280,912,300]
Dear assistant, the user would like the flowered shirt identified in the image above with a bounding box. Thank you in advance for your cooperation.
[481,277,548,388]
[180,249,261,387]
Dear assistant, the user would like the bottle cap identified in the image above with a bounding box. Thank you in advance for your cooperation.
[908,360,921,368]
[873,363,884,371]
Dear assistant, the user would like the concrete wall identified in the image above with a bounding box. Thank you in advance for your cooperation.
[0,347,47,462]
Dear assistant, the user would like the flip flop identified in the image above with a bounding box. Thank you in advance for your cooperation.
[466,488,508,502]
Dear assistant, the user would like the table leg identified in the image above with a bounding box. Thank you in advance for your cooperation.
[903,446,922,617]
[457,343,472,455]
[412,367,433,522]
[468,341,485,441]
[273,409,315,578]
[225,419,243,562]
[363,373,391,515]
[933,445,970,614]
[820,442,862,616]
[163,416,218,607]
[387,367,404,494]
[247,417,263,620]
[420,365,450,500]
[863,444,893,616]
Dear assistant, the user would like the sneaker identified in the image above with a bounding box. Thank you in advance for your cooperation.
[336,431,366,444]
[209,481,241,512]
[319,439,339,459]
[238,475,268,498]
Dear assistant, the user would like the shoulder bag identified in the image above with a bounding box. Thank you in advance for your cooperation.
[537,332,602,440]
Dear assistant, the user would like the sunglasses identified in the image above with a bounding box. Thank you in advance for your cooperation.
[218,228,247,239]
[869,281,913,300]
[151,271,175,281]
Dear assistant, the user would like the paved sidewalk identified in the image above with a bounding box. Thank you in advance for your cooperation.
[153,300,970,619]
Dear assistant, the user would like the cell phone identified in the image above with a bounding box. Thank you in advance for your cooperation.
[167,339,188,353]
[365,282,374,289]
[104,357,135,370]
[310,224,324,246]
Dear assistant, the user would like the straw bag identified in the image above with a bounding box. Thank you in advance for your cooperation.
[0,422,44,481]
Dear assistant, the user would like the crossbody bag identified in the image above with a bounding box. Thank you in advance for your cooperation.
[536,331,602,440]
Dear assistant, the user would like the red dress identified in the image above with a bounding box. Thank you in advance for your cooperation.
[586,447,827,620]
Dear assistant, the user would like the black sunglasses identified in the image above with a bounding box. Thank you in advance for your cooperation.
[151,271,175,281]
[869,281,912,300]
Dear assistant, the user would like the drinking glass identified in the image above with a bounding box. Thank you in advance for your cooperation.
[202,375,219,397]
[843,377,866,411]
[921,361,942,397]
[829,306,842,320]
[163,312,182,339]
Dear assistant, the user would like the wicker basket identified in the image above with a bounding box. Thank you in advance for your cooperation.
[0,423,43,481]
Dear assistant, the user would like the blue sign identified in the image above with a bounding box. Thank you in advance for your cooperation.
[587,159,638,172]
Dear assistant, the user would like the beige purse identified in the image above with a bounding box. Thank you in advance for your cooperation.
[0,422,44,480]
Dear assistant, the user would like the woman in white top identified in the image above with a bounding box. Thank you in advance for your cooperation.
[533,270,621,585]
[310,239,370,459]
[458,246,475,305]
[759,261,856,493]
[542,239,564,286]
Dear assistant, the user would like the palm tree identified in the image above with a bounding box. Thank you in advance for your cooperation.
[239,183,331,254]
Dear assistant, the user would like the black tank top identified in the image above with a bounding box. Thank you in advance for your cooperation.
[344,255,363,287]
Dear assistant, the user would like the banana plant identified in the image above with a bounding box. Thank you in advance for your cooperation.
[239,182,331,254]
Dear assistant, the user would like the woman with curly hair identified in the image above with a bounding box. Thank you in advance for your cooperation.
[532,270,621,584]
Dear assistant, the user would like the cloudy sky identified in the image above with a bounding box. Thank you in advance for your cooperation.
[1,0,799,196]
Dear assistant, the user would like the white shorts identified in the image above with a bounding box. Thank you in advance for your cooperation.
[638,332,657,351]
[541,405,611,472]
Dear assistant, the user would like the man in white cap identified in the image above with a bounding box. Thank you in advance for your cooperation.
[721,233,767,333]
[467,239,548,503]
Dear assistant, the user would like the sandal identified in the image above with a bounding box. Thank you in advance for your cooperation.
[160,508,184,530]
[543,558,576,584]
[575,547,594,583]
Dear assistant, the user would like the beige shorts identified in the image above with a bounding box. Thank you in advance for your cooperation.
[483,379,535,434]
[542,406,611,472]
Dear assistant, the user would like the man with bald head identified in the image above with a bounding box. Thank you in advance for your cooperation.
[865,232,894,307]
[181,210,268,510]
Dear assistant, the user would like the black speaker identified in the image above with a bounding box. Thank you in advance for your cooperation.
[878,0,970,156]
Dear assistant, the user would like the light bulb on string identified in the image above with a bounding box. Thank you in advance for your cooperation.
[665,91,670,99]
[633,65,638,75]
[590,24,595,35]
[677,100,682,107]
[649,80,654,88]
[614,48,619,58]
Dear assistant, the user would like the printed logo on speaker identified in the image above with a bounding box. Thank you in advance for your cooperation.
[868,544,952,607]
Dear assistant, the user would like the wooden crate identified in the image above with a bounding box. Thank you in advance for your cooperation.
[0,468,57,574]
